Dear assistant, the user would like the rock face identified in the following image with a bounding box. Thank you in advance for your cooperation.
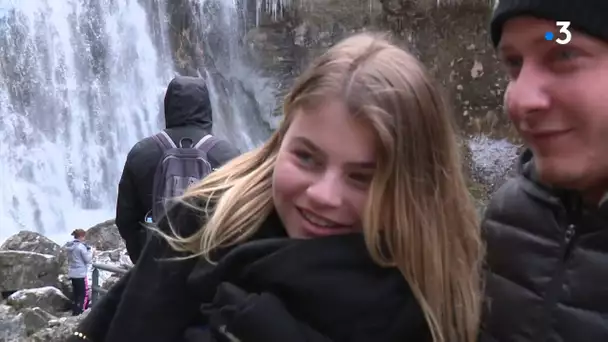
[0,232,62,257]
[0,220,131,340]
[0,251,60,293]
[85,219,125,251]
[244,0,511,138]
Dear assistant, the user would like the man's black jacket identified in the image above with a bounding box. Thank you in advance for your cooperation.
[115,76,239,263]
[480,149,608,341]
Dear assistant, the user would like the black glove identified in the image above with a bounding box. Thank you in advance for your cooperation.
[201,282,258,333]
[201,282,333,342]
[183,325,215,342]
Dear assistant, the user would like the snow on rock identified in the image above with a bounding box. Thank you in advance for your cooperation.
[0,232,62,258]
[6,287,71,316]
[468,135,521,191]
[89,248,132,289]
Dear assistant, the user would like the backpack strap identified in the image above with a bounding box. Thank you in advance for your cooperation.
[152,131,177,150]
[194,134,221,154]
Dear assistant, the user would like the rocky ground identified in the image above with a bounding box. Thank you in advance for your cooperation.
[0,221,131,341]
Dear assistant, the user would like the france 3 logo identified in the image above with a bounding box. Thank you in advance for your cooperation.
[544,21,572,45]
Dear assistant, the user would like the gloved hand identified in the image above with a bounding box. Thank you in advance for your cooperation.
[183,283,250,342]
[200,282,333,342]
[201,282,258,333]
[183,325,216,342]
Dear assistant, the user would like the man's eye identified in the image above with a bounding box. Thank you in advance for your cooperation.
[500,55,523,79]
[502,56,523,68]
[554,49,579,61]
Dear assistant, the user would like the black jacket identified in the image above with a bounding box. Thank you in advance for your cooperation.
[115,76,240,263]
[480,149,608,341]
[71,202,431,342]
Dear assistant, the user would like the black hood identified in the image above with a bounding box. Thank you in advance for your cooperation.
[163,76,213,130]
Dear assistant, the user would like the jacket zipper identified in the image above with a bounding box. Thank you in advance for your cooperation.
[562,224,576,259]
[538,204,580,341]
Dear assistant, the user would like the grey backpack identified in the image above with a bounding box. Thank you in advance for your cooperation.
[151,131,219,222]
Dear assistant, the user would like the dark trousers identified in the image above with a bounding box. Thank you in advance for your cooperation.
[70,277,88,315]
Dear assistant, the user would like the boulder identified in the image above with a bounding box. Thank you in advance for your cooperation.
[20,307,57,336]
[27,311,89,342]
[57,275,73,301]
[0,304,26,342]
[0,231,62,257]
[101,274,121,291]
[1,231,67,278]
[0,251,60,292]
[6,287,71,316]
[57,258,70,286]
[0,286,86,340]
[90,248,132,289]
[85,219,125,251]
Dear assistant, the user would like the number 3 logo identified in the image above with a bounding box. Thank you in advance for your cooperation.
[556,21,572,45]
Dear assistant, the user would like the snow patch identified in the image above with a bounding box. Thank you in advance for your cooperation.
[88,248,132,287]
[468,135,520,185]
[0,250,55,259]
[8,286,68,300]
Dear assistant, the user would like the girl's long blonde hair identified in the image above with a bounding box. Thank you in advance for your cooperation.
[164,32,483,342]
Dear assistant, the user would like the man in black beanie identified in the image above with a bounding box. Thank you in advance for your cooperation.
[481,0,608,341]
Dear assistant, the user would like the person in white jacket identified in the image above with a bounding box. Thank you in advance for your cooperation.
[65,229,94,315]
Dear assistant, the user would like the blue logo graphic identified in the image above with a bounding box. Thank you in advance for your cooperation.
[544,32,554,41]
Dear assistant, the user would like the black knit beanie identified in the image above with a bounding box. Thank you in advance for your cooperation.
[490,0,608,47]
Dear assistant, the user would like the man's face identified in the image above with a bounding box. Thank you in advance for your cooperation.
[499,17,608,199]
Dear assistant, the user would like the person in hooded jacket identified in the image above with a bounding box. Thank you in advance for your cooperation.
[115,76,240,263]
[480,1,608,341]
[66,229,94,316]
[68,33,483,342]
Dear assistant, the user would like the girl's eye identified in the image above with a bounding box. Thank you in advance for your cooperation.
[348,172,373,188]
[294,150,316,167]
